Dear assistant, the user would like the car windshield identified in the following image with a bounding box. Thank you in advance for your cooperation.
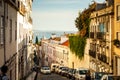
[95,72,105,79]
[42,67,50,70]
[108,76,120,80]
[79,70,88,75]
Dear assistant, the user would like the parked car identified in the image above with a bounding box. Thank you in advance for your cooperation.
[74,68,90,80]
[57,66,65,74]
[40,66,51,74]
[60,67,69,76]
[91,72,109,80]
[101,75,120,80]
[31,65,40,72]
[51,63,59,73]
[67,68,76,80]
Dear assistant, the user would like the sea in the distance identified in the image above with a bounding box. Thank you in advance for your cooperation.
[33,30,77,43]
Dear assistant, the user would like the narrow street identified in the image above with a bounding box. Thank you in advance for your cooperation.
[37,73,69,80]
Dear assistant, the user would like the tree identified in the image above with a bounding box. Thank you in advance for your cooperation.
[75,3,96,37]
[69,3,96,59]
[35,36,38,44]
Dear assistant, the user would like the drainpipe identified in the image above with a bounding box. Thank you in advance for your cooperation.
[4,0,6,64]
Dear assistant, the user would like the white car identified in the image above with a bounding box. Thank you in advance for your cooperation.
[51,63,59,72]
[40,66,51,74]
[101,74,120,80]
[74,68,90,80]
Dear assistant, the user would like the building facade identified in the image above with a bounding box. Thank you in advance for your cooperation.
[17,0,33,79]
[41,36,69,67]
[0,0,18,80]
[0,0,33,80]
[68,39,90,69]
[89,0,114,73]
[113,0,120,75]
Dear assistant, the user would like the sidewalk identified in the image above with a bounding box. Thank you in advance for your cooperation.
[26,71,37,80]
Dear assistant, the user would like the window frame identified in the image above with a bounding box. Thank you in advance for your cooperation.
[116,5,120,21]
[10,19,12,43]
[0,16,4,45]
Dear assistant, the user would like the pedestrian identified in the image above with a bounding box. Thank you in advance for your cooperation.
[0,65,9,80]
[85,71,91,80]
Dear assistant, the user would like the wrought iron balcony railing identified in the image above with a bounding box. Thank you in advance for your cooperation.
[28,16,33,24]
[89,50,96,58]
[90,32,94,38]
[18,1,26,15]
[96,32,105,40]
[98,53,107,63]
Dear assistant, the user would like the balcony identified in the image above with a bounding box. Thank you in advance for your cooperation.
[90,32,94,38]
[18,1,26,15]
[96,32,105,40]
[89,50,96,58]
[98,53,107,63]
[28,16,33,24]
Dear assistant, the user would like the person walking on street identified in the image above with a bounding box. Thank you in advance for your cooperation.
[0,65,9,80]
[85,71,91,80]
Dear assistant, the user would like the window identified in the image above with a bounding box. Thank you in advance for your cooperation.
[116,32,120,40]
[106,22,109,32]
[0,0,2,6]
[117,5,120,20]
[12,0,16,3]
[10,19,12,43]
[0,16,4,45]
[15,22,17,40]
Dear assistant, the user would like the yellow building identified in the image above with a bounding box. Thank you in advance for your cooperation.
[89,0,114,73]
[68,39,90,69]
[113,0,120,75]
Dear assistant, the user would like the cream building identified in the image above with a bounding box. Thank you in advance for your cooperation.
[89,0,114,73]
[68,39,90,69]
[113,0,120,75]
[41,35,69,67]
[17,0,33,79]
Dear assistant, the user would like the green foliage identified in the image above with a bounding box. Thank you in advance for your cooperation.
[75,4,95,37]
[70,3,95,59]
[35,36,38,44]
[69,35,86,59]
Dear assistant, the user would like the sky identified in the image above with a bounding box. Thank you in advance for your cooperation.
[32,0,105,31]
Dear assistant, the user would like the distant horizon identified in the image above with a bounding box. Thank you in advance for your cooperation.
[32,29,78,32]
[32,0,105,31]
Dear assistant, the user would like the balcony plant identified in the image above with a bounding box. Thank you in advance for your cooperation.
[113,39,120,48]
